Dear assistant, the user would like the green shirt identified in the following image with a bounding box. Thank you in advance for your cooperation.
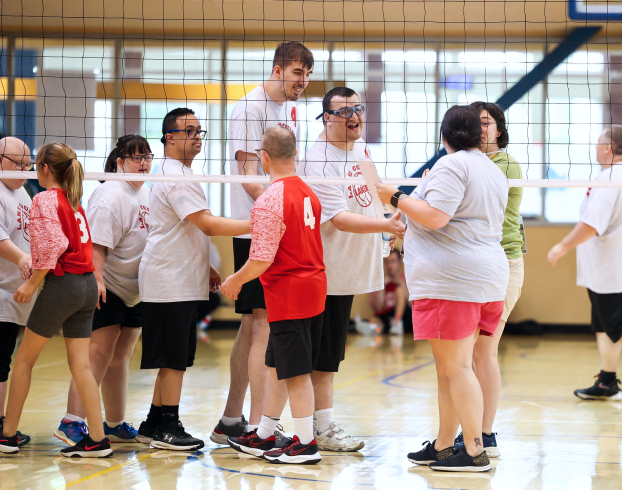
[491,151,523,259]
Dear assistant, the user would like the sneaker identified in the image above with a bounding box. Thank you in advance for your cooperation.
[454,432,500,458]
[263,435,322,465]
[574,374,622,400]
[60,435,113,458]
[150,420,205,451]
[315,422,364,451]
[54,419,88,447]
[0,417,30,447]
[429,448,491,472]
[136,421,156,445]
[275,424,293,449]
[228,429,276,458]
[210,415,248,445]
[407,440,456,465]
[197,315,211,343]
[104,421,139,443]
[388,318,404,335]
[0,434,19,454]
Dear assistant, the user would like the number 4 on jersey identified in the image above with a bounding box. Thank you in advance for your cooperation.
[303,197,315,229]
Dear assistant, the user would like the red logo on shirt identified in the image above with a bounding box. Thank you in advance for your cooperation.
[364,147,370,159]
[16,203,30,242]
[587,188,592,197]
[277,122,293,132]
[346,163,372,208]
[291,107,297,127]
[139,205,150,231]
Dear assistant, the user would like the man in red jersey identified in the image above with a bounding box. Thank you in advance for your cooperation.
[222,126,326,465]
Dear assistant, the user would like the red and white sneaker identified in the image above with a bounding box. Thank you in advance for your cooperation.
[263,435,322,465]
[228,429,276,458]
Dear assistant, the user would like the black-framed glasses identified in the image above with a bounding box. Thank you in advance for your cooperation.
[123,153,154,164]
[316,104,365,120]
[255,148,271,158]
[164,128,208,140]
[0,154,34,171]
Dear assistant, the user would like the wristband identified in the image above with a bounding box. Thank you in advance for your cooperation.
[391,191,406,208]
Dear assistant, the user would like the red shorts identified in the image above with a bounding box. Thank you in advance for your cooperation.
[412,299,504,341]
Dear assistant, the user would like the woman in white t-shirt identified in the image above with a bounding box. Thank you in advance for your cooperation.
[54,134,152,446]
[376,105,509,473]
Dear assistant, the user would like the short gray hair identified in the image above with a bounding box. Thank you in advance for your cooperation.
[262,126,296,160]
[602,125,622,155]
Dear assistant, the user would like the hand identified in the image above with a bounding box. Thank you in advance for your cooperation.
[96,280,106,310]
[18,254,32,280]
[422,168,430,178]
[389,236,398,250]
[221,275,242,300]
[375,183,400,205]
[14,281,37,304]
[548,242,568,267]
[209,264,222,292]
[385,210,405,240]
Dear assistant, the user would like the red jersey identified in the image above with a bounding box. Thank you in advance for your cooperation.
[30,188,95,276]
[249,176,326,323]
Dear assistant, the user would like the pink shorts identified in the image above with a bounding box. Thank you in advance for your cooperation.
[412,299,504,341]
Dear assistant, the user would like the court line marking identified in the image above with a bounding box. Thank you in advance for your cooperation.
[334,357,434,390]
[380,360,436,387]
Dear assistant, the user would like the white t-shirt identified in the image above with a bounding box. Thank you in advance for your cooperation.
[87,181,150,307]
[138,159,211,303]
[299,137,384,296]
[404,150,509,303]
[0,182,34,325]
[577,164,622,294]
[229,85,300,238]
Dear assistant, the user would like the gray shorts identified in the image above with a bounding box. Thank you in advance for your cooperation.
[28,272,98,339]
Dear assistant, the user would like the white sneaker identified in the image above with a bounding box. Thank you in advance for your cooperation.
[314,422,364,452]
[389,318,404,335]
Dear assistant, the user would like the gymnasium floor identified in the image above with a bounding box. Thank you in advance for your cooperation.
[3,330,621,490]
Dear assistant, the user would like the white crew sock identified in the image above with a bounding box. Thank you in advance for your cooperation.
[64,413,86,424]
[105,420,123,428]
[247,424,259,432]
[293,416,315,445]
[221,415,242,427]
[315,408,334,434]
[256,415,280,440]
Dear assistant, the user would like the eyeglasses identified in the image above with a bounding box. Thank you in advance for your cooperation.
[123,153,154,164]
[255,148,271,158]
[315,104,366,120]
[0,154,34,171]
[164,128,208,140]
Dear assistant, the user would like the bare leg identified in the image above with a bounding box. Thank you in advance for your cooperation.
[101,327,142,422]
[0,381,6,417]
[596,332,622,372]
[223,315,251,417]
[473,320,505,434]
[433,351,460,450]
[2,328,48,437]
[159,368,185,406]
[152,371,163,407]
[248,309,270,425]
[310,371,334,410]
[287,375,314,418]
[261,368,289,419]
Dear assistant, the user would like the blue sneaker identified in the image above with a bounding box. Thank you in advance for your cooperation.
[454,432,500,458]
[54,418,88,446]
[104,421,138,443]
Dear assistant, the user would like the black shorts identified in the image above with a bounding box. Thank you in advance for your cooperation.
[92,289,142,331]
[315,295,354,373]
[265,312,323,380]
[0,322,20,382]
[588,289,622,343]
[140,301,197,372]
[233,238,266,314]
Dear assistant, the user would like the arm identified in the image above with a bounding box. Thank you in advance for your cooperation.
[209,263,222,292]
[237,152,266,201]
[186,209,251,237]
[548,222,597,267]
[92,243,107,309]
[14,268,49,303]
[375,183,451,229]
[221,259,271,300]
[0,239,31,279]
[331,210,405,239]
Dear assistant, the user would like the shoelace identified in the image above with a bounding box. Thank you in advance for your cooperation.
[274,424,288,440]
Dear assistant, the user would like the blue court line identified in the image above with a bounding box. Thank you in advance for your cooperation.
[381,360,436,388]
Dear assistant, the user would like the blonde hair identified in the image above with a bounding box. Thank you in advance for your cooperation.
[262,126,297,161]
[36,143,84,211]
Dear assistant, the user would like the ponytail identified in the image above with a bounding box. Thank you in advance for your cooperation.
[36,143,84,211]
[65,158,84,211]
[105,147,120,173]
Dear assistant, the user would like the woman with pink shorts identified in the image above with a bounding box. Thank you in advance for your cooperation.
[376,105,509,472]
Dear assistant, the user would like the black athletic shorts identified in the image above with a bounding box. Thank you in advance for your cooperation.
[265,312,323,380]
[92,289,142,331]
[140,301,197,372]
[588,289,622,343]
[315,295,354,373]
[233,237,266,314]
[0,322,20,382]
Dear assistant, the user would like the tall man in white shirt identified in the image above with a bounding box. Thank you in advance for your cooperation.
[299,87,405,451]
[548,125,622,400]
[211,41,314,444]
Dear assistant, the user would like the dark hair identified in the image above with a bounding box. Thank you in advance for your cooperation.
[273,41,314,71]
[161,107,195,144]
[320,86,358,126]
[440,105,482,152]
[105,134,151,173]
[470,101,509,149]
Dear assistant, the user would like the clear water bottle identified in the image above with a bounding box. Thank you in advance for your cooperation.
[382,212,393,258]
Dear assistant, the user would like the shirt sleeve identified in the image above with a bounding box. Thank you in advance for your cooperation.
[86,206,123,249]
[229,112,264,159]
[166,182,209,221]
[0,203,9,241]
[30,192,69,270]
[422,158,467,218]
[581,187,618,236]
[249,208,286,262]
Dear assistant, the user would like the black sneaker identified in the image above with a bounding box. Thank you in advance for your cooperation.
[136,421,156,445]
[0,434,19,454]
[0,417,30,448]
[210,415,248,445]
[430,448,491,472]
[407,440,456,465]
[60,436,113,458]
[263,435,322,465]
[574,374,622,400]
[228,429,276,458]
[275,424,293,449]
[150,420,205,451]
[454,432,500,458]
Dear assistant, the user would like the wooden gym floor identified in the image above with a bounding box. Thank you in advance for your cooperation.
[2,329,621,490]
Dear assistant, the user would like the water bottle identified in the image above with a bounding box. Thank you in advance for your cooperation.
[382,211,393,258]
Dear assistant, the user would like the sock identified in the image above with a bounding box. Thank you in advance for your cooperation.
[161,405,179,428]
[146,404,163,427]
[256,415,279,440]
[247,424,259,432]
[600,370,616,385]
[64,413,86,424]
[293,416,314,445]
[483,431,492,437]
[106,420,123,428]
[221,415,243,427]
[315,408,334,434]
